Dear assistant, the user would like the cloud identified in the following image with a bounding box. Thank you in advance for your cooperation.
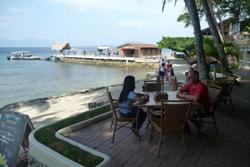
[0,15,9,22]
[118,19,148,27]
[7,8,27,13]
[51,0,111,11]
[50,0,163,13]
[0,7,30,23]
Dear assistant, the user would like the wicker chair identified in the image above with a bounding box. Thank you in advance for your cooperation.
[106,88,140,143]
[216,79,234,110]
[197,84,222,133]
[149,100,191,158]
[143,80,162,92]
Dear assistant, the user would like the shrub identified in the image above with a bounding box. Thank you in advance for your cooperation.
[35,105,111,167]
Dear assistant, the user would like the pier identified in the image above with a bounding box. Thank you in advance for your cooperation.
[54,54,160,68]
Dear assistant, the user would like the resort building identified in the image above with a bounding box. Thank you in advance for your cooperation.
[118,43,161,59]
[236,34,250,68]
[201,18,250,68]
[201,18,250,41]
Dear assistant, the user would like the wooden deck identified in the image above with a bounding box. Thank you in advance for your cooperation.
[66,70,250,167]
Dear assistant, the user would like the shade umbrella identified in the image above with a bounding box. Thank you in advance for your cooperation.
[188,56,220,80]
[187,56,218,65]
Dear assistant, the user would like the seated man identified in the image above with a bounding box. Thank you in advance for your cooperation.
[177,70,210,129]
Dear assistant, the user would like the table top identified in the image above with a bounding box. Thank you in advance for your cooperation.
[138,91,182,107]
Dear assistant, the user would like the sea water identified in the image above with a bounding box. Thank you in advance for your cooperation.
[0,47,190,108]
[0,47,154,107]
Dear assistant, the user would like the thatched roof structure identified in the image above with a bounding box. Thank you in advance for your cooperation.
[52,42,71,53]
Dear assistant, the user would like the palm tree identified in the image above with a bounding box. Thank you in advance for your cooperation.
[162,0,209,80]
[201,0,232,74]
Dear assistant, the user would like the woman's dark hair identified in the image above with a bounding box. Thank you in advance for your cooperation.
[119,75,135,103]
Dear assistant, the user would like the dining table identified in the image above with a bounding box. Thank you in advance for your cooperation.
[138,91,182,108]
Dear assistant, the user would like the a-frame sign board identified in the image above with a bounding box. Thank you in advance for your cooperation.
[0,110,34,167]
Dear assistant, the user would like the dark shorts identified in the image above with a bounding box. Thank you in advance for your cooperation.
[159,71,165,77]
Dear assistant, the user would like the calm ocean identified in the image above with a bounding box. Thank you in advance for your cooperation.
[0,47,153,107]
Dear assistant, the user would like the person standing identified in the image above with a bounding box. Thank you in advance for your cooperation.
[165,60,170,81]
[159,59,166,80]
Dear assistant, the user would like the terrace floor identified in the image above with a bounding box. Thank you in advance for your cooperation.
[66,69,250,167]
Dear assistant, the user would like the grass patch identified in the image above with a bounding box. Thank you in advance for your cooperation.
[34,105,110,167]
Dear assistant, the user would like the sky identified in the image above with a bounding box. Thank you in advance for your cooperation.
[0,0,206,47]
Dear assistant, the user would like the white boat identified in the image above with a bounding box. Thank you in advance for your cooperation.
[7,51,41,60]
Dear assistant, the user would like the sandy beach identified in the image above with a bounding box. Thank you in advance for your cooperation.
[0,80,147,128]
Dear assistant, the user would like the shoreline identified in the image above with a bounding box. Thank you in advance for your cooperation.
[0,78,148,128]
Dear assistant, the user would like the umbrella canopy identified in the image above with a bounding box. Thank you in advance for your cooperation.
[187,56,218,65]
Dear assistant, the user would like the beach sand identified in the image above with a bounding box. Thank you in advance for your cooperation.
[1,77,169,167]
[0,80,148,128]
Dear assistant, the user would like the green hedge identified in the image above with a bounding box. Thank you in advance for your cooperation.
[34,105,111,167]
[157,36,240,60]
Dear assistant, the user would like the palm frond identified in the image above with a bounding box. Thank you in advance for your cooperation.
[162,0,178,12]
[162,0,167,12]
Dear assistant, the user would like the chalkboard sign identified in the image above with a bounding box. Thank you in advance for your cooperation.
[0,110,33,167]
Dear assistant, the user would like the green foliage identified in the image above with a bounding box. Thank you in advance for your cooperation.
[247,26,250,33]
[157,37,195,56]
[0,153,8,167]
[158,36,219,57]
[241,20,250,32]
[229,63,239,69]
[224,41,240,59]
[203,37,218,57]
[35,105,111,167]
[217,0,249,22]
[158,36,240,61]
[177,13,192,28]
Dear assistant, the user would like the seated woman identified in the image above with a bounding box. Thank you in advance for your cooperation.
[119,75,148,130]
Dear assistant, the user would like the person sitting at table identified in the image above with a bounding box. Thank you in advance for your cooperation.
[119,75,148,130]
[177,70,210,129]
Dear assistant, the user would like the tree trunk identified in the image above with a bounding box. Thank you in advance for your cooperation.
[201,0,232,74]
[216,12,225,41]
[209,3,224,42]
[184,0,209,80]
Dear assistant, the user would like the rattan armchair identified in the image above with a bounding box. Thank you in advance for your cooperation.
[196,84,222,133]
[106,88,140,143]
[149,100,191,158]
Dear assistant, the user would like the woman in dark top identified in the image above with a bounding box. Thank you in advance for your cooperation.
[119,75,147,130]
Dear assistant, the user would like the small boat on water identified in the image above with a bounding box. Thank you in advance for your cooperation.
[7,51,41,60]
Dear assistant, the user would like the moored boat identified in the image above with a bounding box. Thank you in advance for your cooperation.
[7,51,41,60]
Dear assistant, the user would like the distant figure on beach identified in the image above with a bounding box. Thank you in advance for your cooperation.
[119,75,147,130]
[170,51,176,58]
[159,59,166,80]
[159,58,165,66]
[166,63,174,81]
[165,60,170,81]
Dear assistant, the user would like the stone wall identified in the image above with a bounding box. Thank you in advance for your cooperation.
[58,57,158,69]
